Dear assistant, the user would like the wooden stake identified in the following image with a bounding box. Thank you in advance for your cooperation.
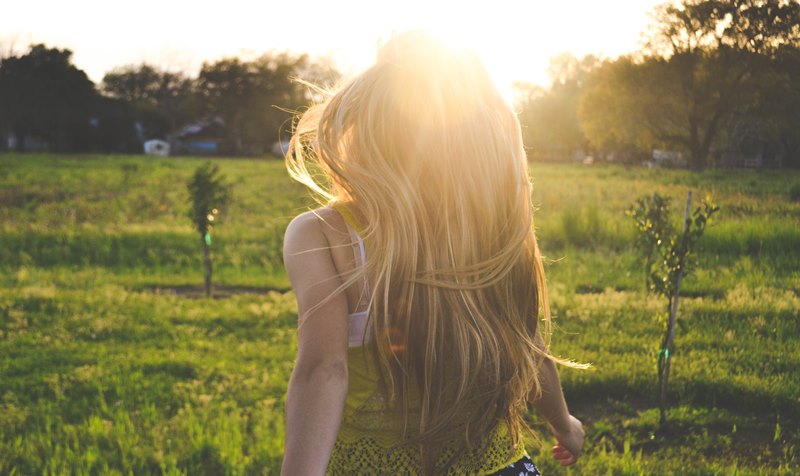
[202,236,213,298]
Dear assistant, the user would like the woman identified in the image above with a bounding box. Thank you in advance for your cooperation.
[281,31,585,475]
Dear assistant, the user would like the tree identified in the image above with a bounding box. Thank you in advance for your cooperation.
[579,0,800,169]
[187,163,231,298]
[196,57,254,154]
[196,52,339,155]
[577,57,659,157]
[628,192,719,430]
[88,96,141,153]
[627,193,675,293]
[0,44,97,152]
[102,63,164,103]
[646,0,800,58]
[722,44,800,167]
[102,64,201,138]
[581,45,755,169]
[646,0,800,168]
[769,45,800,167]
[515,53,597,160]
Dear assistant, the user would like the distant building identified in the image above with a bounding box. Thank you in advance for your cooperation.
[3,132,14,151]
[144,139,170,156]
[714,137,786,169]
[170,117,228,155]
[271,140,290,157]
[3,133,51,152]
[648,149,686,168]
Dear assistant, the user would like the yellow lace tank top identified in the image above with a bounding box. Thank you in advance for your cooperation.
[327,205,527,475]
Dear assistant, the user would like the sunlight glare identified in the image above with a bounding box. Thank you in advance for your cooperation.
[364,1,526,106]
[424,26,517,106]
[2,0,663,88]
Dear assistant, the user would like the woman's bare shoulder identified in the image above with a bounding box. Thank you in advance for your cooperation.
[283,207,348,258]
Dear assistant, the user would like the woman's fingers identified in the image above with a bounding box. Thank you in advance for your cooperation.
[552,444,571,457]
[559,455,577,466]
[552,445,577,466]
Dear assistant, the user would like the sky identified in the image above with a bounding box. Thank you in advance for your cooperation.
[1,0,666,90]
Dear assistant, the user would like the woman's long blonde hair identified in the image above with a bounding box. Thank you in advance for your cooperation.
[287,31,570,472]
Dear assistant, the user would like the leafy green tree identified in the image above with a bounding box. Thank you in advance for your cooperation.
[196,57,254,154]
[647,0,799,169]
[579,0,800,169]
[647,0,800,57]
[197,52,339,155]
[88,96,141,153]
[102,64,201,138]
[578,57,660,157]
[515,53,597,160]
[0,44,97,151]
[628,192,719,430]
[626,193,674,293]
[102,63,164,103]
[187,163,231,297]
[580,48,759,169]
[771,46,800,167]
[726,44,800,168]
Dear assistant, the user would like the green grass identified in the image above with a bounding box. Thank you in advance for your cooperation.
[1,153,798,474]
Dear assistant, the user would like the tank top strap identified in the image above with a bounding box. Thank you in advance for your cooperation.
[333,203,370,298]
[343,220,367,268]
[354,229,366,268]
[333,202,362,233]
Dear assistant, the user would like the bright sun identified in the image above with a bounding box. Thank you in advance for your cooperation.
[424,27,518,105]
[341,0,544,104]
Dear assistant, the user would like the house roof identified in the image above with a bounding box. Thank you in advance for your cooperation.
[173,117,227,139]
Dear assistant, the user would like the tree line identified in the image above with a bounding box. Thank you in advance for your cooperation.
[515,0,800,169]
[0,45,338,155]
[2,0,798,167]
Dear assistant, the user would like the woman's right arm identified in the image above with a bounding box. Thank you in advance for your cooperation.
[530,356,585,466]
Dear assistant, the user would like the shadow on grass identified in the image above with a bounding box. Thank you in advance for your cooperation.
[563,392,796,472]
[137,284,291,299]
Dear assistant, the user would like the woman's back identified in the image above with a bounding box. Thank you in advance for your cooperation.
[280,31,585,476]
[314,205,528,474]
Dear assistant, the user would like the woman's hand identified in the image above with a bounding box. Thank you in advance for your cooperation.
[551,414,584,466]
[528,352,585,467]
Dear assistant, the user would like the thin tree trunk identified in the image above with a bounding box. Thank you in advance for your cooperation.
[202,236,212,298]
[658,191,692,430]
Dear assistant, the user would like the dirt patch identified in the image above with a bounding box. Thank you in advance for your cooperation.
[142,284,290,299]
[575,284,631,294]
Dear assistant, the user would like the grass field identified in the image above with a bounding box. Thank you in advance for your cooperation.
[1,153,798,475]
